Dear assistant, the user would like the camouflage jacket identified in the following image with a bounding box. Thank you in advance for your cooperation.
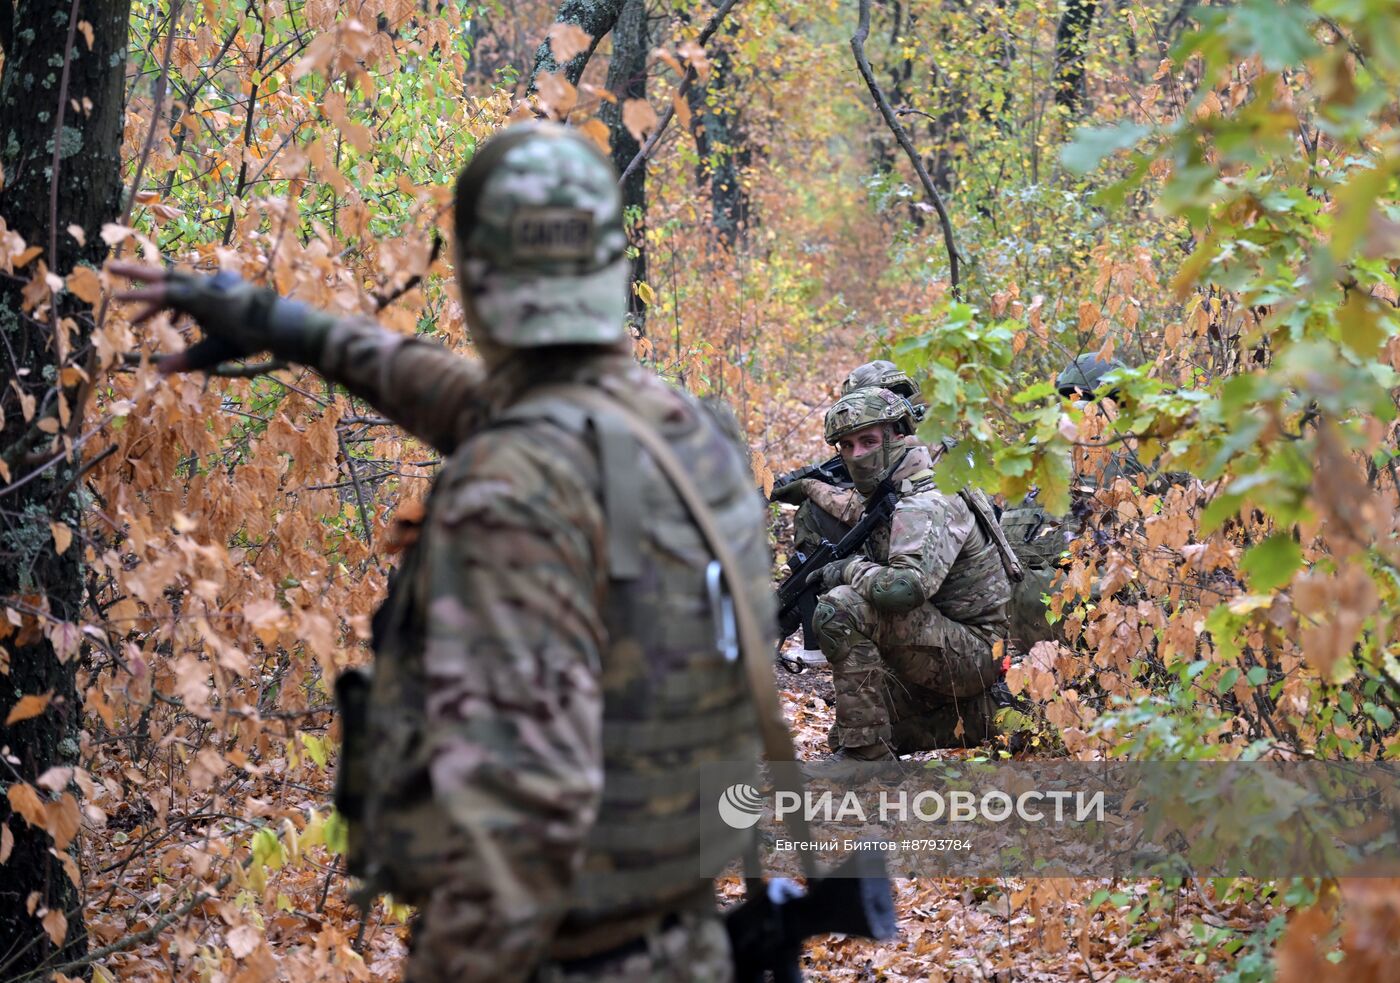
[315,317,767,980]
[834,445,1011,632]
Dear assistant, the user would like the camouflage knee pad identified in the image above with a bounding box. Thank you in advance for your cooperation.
[812,585,876,661]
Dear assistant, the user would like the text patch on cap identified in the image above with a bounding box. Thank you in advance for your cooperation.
[511,207,594,260]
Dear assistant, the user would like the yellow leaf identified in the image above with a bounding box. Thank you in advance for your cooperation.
[6,692,52,725]
[622,98,659,142]
[636,281,655,305]
[50,522,72,555]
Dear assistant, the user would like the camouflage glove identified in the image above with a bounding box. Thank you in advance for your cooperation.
[156,271,333,372]
[809,554,861,590]
[770,477,814,505]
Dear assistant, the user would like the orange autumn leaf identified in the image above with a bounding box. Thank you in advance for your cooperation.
[5,691,52,725]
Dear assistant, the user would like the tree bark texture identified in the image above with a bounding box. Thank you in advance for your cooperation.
[0,0,131,976]
[1055,0,1097,113]
[687,25,749,246]
[598,0,650,333]
[528,0,625,89]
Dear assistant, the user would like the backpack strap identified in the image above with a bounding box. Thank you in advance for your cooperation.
[958,488,1025,584]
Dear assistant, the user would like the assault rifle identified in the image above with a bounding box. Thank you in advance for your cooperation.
[725,851,897,983]
[769,453,853,498]
[775,476,899,664]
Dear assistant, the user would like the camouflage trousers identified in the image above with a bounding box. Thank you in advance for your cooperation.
[813,585,1003,752]
[531,910,733,983]
[792,500,853,558]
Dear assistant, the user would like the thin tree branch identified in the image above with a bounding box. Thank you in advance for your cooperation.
[617,0,742,185]
[372,233,443,311]
[850,0,963,298]
[47,0,82,283]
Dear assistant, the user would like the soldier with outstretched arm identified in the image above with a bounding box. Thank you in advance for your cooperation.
[116,122,785,982]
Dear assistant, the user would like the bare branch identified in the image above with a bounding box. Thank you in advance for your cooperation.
[850,0,963,298]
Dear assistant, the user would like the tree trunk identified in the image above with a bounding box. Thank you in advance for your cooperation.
[686,29,748,246]
[598,0,649,335]
[0,0,131,976]
[528,0,626,89]
[1055,0,1097,113]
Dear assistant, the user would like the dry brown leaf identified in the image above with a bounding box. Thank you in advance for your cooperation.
[41,908,67,946]
[66,224,86,246]
[653,47,685,77]
[0,825,12,864]
[534,72,578,120]
[547,22,592,63]
[45,794,80,850]
[672,91,692,131]
[6,691,52,725]
[578,118,611,155]
[678,40,710,82]
[227,922,261,959]
[50,521,72,556]
[7,783,47,828]
[622,98,659,142]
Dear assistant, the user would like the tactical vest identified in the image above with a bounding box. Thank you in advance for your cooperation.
[496,384,768,958]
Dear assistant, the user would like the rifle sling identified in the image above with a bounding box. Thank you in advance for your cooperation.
[539,385,820,880]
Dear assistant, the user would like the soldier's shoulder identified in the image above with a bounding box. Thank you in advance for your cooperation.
[433,418,598,527]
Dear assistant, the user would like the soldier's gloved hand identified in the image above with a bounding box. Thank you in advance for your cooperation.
[111,262,331,373]
[808,555,859,591]
[770,477,814,505]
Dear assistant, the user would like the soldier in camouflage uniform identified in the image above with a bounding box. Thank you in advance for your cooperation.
[116,123,773,983]
[1001,354,1152,656]
[771,360,929,557]
[810,388,1019,760]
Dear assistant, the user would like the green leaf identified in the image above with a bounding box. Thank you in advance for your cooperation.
[1240,534,1303,592]
[1062,122,1151,175]
[1246,666,1269,686]
[1232,0,1318,70]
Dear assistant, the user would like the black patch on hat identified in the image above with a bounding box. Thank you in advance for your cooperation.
[511,207,594,260]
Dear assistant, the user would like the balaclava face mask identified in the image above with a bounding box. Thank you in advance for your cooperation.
[845,427,910,496]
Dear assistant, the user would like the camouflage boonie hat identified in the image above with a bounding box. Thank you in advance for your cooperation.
[453,122,628,347]
[1056,354,1124,398]
[824,387,917,445]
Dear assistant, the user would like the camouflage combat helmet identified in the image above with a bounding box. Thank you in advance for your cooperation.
[842,359,926,421]
[453,122,628,347]
[824,387,916,445]
[1056,354,1124,399]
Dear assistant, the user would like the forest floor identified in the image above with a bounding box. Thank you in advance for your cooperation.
[748,636,1266,982]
